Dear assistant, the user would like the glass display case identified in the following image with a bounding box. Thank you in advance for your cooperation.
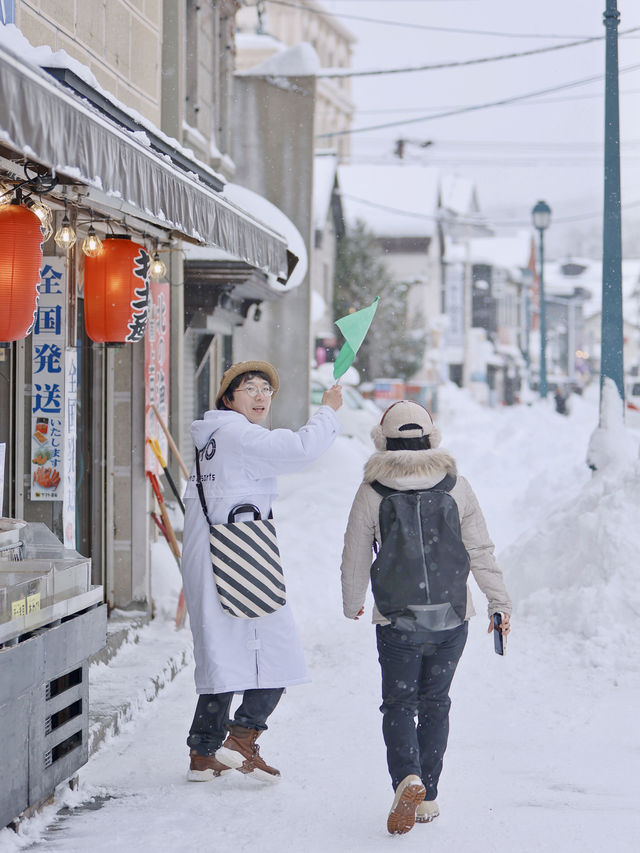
[0,521,101,645]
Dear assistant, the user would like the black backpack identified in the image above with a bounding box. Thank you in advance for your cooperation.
[370,474,470,632]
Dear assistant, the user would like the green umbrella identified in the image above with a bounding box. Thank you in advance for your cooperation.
[333,297,380,380]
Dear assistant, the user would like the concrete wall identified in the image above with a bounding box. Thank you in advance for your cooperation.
[235,0,354,159]
[16,0,163,126]
[231,74,317,428]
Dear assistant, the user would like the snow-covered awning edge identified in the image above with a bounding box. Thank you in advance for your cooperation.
[0,41,289,280]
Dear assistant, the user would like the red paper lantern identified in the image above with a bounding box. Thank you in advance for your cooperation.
[84,236,151,344]
[0,204,43,342]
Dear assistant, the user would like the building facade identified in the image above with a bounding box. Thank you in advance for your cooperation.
[0,0,300,618]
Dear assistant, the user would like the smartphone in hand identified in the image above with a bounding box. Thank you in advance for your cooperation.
[493,613,505,656]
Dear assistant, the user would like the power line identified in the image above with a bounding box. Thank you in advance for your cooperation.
[351,88,640,115]
[339,191,640,228]
[259,0,638,40]
[316,33,625,79]
[315,63,640,138]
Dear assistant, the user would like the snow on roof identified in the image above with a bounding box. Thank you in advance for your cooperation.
[235,32,286,53]
[0,22,225,186]
[338,164,440,238]
[237,42,320,77]
[440,173,479,217]
[222,183,308,291]
[467,232,531,270]
[313,151,338,231]
[445,231,531,279]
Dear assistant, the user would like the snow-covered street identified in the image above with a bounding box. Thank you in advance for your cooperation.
[2,385,639,852]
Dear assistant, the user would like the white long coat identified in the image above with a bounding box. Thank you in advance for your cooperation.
[182,406,340,695]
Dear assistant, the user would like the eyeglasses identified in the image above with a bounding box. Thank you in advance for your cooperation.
[236,384,274,398]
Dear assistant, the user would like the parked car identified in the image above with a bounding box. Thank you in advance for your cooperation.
[311,373,380,445]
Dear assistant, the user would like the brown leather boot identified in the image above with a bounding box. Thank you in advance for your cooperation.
[187,749,232,782]
[216,725,281,782]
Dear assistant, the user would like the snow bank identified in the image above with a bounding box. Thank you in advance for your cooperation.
[500,462,640,671]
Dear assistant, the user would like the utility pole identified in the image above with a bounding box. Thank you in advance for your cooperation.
[600,0,625,414]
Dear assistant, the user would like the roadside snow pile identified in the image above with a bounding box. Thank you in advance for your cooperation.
[501,464,640,671]
[436,380,640,673]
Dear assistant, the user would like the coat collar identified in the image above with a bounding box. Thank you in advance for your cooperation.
[364,448,458,491]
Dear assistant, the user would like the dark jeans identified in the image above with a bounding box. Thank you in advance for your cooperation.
[187,688,284,756]
[376,621,468,798]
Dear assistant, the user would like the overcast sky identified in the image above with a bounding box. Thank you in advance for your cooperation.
[318,0,640,252]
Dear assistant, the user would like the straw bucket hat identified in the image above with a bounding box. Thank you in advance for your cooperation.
[215,360,280,408]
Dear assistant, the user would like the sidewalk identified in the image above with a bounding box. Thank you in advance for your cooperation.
[88,608,193,757]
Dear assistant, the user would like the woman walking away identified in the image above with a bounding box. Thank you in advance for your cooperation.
[182,360,342,783]
[340,400,511,834]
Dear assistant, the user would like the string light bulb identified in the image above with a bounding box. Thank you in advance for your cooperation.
[0,183,12,208]
[81,225,103,258]
[54,213,77,250]
[26,197,52,227]
[149,251,167,281]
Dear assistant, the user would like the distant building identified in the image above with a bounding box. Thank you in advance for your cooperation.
[544,258,640,384]
[235,0,355,159]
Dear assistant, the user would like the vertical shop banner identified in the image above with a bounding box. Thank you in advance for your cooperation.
[145,281,170,475]
[444,263,465,351]
[31,259,66,501]
[0,442,5,515]
[63,349,78,548]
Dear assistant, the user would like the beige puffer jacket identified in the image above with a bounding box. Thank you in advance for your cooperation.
[340,446,512,624]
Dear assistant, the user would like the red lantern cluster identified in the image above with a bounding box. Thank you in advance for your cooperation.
[0,204,43,342]
[84,236,150,344]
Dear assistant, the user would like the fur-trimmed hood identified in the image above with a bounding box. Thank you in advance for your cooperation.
[364,447,458,491]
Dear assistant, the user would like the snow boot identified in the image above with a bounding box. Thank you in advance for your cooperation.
[187,749,232,782]
[386,774,426,835]
[216,725,281,782]
[416,799,439,823]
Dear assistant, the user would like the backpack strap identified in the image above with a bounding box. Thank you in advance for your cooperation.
[431,473,456,493]
[370,473,456,497]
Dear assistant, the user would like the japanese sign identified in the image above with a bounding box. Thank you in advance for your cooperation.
[0,442,5,515]
[30,259,65,501]
[127,247,151,342]
[444,262,465,351]
[63,349,78,548]
[145,281,170,475]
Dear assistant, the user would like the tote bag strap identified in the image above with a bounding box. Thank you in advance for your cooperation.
[194,447,213,527]
[194,443,275,524]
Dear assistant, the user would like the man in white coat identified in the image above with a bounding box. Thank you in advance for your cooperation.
[182,360,342,782]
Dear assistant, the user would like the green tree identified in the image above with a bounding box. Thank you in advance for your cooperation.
[334,220,426,382]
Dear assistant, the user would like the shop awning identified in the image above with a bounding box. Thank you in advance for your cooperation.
[0,42,289,280]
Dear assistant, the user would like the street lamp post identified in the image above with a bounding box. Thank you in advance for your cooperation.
[532,200,551,398]
[601,0,624,411]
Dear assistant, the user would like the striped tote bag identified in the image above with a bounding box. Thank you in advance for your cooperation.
[195,451,286,618]
[209,504,286,618]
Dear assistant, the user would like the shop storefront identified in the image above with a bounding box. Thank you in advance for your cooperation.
[0,39,295,823]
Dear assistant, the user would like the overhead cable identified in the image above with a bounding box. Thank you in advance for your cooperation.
[353,87,640,115]
[259,0,636,40]
[339,191,640,227]
[315,63,640,138]
[315,27,640,79]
